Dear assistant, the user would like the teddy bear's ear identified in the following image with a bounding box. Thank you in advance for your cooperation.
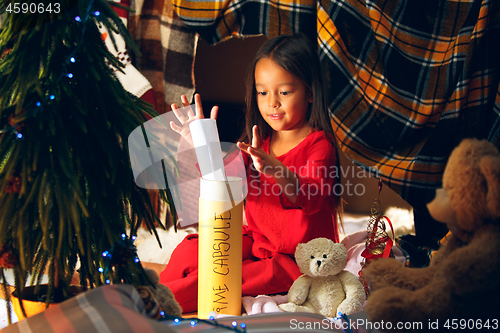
[480,155,500,219]
[295,243,304,256]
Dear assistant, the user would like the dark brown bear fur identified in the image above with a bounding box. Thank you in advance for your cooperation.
[363,139,500,331]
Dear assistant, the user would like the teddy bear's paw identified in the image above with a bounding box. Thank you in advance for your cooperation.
[362,258,408,291]
[279,302,318,314]
[287,289,308,305]
[337,299,363,316]
[278,302,299,313]
[365,288,421,325]
[160,298,183,317]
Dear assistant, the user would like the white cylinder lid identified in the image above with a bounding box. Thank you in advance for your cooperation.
[200,177,243,202]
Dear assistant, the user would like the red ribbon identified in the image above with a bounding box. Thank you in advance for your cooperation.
[361,215,395,260]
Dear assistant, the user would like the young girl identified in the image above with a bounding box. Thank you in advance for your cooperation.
[160,33,342,313]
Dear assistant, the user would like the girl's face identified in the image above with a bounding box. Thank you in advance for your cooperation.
[254,57,312,134]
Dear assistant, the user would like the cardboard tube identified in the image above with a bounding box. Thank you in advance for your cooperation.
[198,177,243,318]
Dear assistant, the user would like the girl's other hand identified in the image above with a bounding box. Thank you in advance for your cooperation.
[237,125,281,176]
[238,125,300,203]
[169,93,218,146]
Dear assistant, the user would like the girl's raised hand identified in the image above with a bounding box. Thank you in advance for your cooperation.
[169,93,218,146]
[237,125,281,176]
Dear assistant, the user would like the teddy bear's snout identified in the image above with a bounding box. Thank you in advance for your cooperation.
[317,260,322,267]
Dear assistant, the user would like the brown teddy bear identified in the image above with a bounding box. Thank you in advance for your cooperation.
[137,268,183,319]
[362,138,500,330]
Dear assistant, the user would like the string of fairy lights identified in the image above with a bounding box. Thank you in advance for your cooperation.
[100,233,249,332]
[160,314,248,332]
[100,234,357,333]
[0,0,100,139]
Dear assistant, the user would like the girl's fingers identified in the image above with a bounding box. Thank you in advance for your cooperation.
[170,121,181,133]
[237,142,266,172]
[171,103,186,124]
[247,146,264,159]
[238,142,263,159]
[194,93,204,118]
[252,125,259,148]
[180,95,196,118]
[237,142,255,156]
[237,142,249,152]
[180,95,190,107]
[252,125,260,148]
[210,105,219,120]
[176,94,217,121]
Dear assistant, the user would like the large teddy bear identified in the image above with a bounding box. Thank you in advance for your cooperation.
[137,269,183,319]
[279,237,365,317]
[363,138,500,328]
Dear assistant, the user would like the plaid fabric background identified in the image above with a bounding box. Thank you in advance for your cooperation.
[170,0,317,43]
[318,0,500,202]
[128,0,198,114]
[169,0,500,203]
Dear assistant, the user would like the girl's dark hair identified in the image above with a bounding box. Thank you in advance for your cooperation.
[242,33,334,145]
[241,33,344,230]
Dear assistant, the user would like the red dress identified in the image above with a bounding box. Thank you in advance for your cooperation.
[160,130,339,313]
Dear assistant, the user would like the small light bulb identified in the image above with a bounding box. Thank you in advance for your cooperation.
[67,73,73,78]
[75,16,81,22]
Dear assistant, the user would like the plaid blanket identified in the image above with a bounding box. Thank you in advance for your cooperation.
[169,0,500,203]
[1,284,348,332]
[128,0,198,113]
